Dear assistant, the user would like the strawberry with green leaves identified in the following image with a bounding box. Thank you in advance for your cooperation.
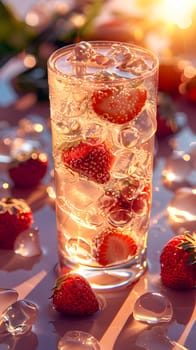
[92,87,147,124]
[0,197,33,249]
[95,228,137,266]
[62,140,114,184]
[52,273,99,316]
[160,232,196,290]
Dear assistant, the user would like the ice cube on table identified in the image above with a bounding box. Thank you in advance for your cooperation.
[0,300,38,336]
[58,330,101,350]
[0,289,18,317]
[133,292,173,324]
[14,227,42,257]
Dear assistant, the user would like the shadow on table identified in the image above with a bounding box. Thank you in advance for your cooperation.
[0,249,42,271]
[114,287,196,349]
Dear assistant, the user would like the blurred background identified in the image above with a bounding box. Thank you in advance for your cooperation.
[0,0,196,134]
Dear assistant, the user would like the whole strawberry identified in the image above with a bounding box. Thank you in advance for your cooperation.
[52,273,99,316]
[8,151,48,188]
[0,198,33,249]
[160,233,196,290]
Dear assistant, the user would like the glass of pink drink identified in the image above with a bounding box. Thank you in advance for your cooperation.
[48,41,158,290]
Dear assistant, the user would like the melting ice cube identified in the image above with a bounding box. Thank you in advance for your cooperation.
[0,300,38,336]
[133,292,173,324]
[0,289,18,317]
[14,227,42,257]
[58,330,101,350]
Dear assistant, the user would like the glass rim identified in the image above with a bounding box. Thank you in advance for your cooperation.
[48,40,159,84]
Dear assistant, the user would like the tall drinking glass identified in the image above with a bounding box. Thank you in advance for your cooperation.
[48,41,158,290]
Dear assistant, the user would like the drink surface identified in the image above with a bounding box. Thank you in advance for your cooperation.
[48,41,158,281]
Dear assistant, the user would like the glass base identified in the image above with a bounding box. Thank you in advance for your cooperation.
[57,253,147,290]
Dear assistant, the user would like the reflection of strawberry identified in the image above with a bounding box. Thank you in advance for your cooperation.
[62,141,114,184]
[156,93,178,137]
[0,198,33,249]
[183,75,196,102]
[160,233,196,290]
[158,61,182,95]
[95,228,137,266]
[92,87,147,124]
[8,151,48,188]
[52,273,99,316]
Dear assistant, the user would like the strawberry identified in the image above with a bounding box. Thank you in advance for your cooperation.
[62,141,114,184]
[95,228,137,266]
[92,87,147,124]
[160,232,196,290]
[52,273,99,316]
[8,151,48,188]
[0,197,33,249]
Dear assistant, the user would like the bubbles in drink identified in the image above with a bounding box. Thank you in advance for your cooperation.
[133,292,173,324]
[0,300,38,336]
[108,208,132,227]
[14,227,42,257]
[0,289,18,317]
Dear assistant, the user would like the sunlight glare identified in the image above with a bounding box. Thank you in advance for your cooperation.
[160,0,196,29]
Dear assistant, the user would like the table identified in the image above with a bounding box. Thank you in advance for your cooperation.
[0,61,196,350]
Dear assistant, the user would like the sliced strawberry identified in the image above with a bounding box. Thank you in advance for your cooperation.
[95,228,137,266]
[62,141,114,184]
[92,87,147,124]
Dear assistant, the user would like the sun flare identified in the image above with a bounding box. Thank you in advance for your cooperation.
[160,0,196,28]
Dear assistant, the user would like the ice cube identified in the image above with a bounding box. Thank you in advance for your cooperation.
[115,125,139,149]
[108,43,132,62]
[65,179,104,211]
[0,289,18,317]
[133,292,173,324]
[69,41,96,76]
[14,227,42,258]
[112,150,134,179]
[58,330,101,350]
[72,41,95,62]
[133,105,156,144]
[0,300,38,336]
[83,122,105,144]
[118,57,150,76]
[60,91,88,118]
